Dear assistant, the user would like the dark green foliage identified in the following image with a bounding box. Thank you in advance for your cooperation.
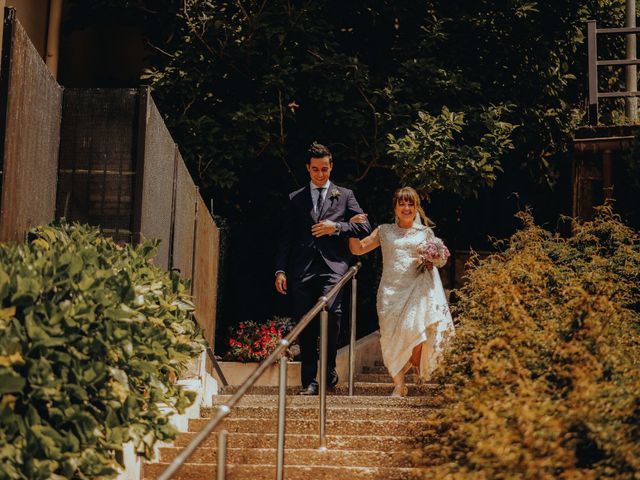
[64,0,638,354]
[0,222,204,479]
[423,207,640,478]
[66,0,628,213]
[387,105,515,198]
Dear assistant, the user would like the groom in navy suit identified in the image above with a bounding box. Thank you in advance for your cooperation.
[275,142,371,395]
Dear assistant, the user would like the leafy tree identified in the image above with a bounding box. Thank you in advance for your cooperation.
[388,105,516,199]
[64,0,632,333]
[65,0,627,212]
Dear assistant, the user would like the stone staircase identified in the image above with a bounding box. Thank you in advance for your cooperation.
[143,361,441,479]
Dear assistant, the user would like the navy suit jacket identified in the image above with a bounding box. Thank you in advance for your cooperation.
[276,184,371,280]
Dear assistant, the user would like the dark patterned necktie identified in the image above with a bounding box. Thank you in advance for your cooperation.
[315,187,325,214]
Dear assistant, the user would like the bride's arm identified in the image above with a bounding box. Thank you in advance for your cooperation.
[349,227,380,255]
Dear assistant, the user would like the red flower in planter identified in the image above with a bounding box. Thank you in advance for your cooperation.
[224,317,294,362]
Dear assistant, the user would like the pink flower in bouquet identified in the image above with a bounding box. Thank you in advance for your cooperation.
[416,237,450,272]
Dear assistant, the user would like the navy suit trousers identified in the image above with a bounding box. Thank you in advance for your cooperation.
[290,254,343,388]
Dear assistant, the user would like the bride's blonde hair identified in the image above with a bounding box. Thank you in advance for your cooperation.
[393,187,434,227]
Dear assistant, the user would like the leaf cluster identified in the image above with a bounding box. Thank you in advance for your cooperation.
[0,222,204,479]
[387,105,515,198]
[420,207,640,478]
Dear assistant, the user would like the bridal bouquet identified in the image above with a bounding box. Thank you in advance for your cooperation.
[416,237,450,272]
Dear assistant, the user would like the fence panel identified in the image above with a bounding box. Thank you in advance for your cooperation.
[0,9,61,241]
[132,88,175,270]
[56,88,138,244]
[171,149,197,285]
[192,195,219,347]
[56,87,220,348]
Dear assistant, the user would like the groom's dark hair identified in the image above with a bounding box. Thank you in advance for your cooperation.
[308,141,332,162]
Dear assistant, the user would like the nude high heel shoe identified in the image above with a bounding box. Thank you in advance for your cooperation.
[391,384,408,397]
[411,364,424,384]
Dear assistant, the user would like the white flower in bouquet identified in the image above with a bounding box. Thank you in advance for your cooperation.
[416,237,450,272]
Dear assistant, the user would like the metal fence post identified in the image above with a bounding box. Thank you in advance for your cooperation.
[216,430,227,480]
[206,347,228,387]
[348,276,357,396]
[626,0,637,121]
[587,20,598,124]
[319,307,328,450]
[276,351,288,480]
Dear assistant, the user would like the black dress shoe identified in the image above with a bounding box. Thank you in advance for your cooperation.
[299,383,319,395]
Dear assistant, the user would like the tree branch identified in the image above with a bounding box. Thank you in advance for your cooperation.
[183,0,218,58]
[236,0,251,22]
[276,91,298,185]
[278,89,285,142]
[357,85,379,159]
[197,153,215,182]
[145,40,175,58]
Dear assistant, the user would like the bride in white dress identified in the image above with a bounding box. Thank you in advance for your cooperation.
[349,187,455,397]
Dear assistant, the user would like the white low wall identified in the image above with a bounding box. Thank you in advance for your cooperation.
[116,348,218,479]
[212,360,302,387]
[335,330,383,384]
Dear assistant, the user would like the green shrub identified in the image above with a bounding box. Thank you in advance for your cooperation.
[0,222,204,479]
[421,207,640,479]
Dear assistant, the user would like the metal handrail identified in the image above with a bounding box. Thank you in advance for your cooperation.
[157,261,362,480]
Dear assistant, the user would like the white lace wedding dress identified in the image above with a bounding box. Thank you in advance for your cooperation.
[377,223,455,381]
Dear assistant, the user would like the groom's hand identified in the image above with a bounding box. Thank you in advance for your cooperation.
[275,272,287,295]
[311,220,337,237]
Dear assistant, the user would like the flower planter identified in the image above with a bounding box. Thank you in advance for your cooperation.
[213,360,302,387]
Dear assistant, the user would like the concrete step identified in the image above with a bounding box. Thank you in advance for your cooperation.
[201,405,433,421]
[173,432,435,451]
[158,446,415,467]
[212,394,441,408]
[143,463,422,479]
[334,383,441,396]
[219,382,441,397]
[362,365,388,374]
[189,417,436,436]
[355,373,417,383]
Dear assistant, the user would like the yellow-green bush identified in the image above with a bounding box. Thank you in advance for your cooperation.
[0,222,204,479]
[422,207,640,479]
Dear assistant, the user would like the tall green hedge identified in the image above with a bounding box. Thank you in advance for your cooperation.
[0,223,204,479]
[422,208,640,478]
